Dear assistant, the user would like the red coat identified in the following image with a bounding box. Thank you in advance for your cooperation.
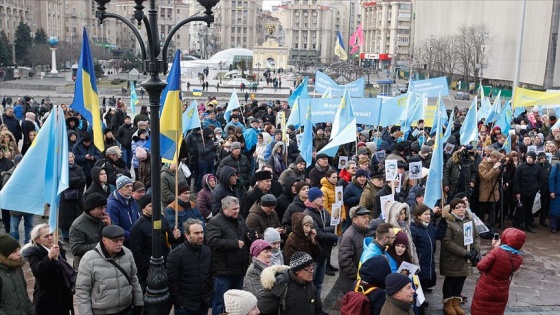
[470,228,525,315]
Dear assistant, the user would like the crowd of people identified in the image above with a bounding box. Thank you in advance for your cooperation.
[0,88,545,315]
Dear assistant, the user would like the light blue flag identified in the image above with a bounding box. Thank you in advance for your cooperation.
[495,100,513,134]
[300,104,314,166]
[477,96,492,121]
[424,123,443,208]
[288,76,309,107]
[286,97,304,128]
[513,106,526,119]
[442,108,454,143]
[318,89,357,157]
[130,81,139,115]
[485,91,502,125]
[379,94,408,126]
[430,94,448,137]
[460,97,478,145]
[0,107,69,233]
[224,89,241,122]
[182,100,201,134]
[502,133,512,153]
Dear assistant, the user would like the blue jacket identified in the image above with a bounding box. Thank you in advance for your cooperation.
[549,164,560,216]
[72,142,103,178]
[343,180,364,208]
[107,190,140,242]
[410,221,444,282]
[359,237,385,264]
[131,138,149,168]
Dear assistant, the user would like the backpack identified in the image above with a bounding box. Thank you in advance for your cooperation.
[340,282,378,315]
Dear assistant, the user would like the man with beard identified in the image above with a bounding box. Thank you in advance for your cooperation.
[0,235,35,314]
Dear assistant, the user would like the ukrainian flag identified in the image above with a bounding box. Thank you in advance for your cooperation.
[160,50,183,162]
[71,27,104,152]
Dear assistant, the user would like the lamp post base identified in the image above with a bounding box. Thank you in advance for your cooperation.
[144,256,170,314]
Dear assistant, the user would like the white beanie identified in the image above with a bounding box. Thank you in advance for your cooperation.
[224,289,257,315]
[264,227,281,244]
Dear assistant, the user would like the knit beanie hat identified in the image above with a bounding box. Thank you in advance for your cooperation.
[302,215,314,227]
[249,239,272,257]
[308,187,323,202]
[224,289,258,315]
[116,174,133,190]
[264,227,281,244]
[261,194,277,207]
[0,234,20,257]
[359,256,392,287]
[289,251,314,271]
[84,192,107,212]
[385,273,411,296]
[295,155,306,165]
[526,151,537,160]
[394,230,409,248]
[295,182,309,195]
[138,194,152,211]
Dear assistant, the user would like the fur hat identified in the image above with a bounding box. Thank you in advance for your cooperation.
[308,187,323,202]
[116,174,133,190]
[289,251,314,271]
[255,170,272,181]
[84,192,107,212]
[0,234,20,257]
[385,273,411,296]
[224,289,258,315]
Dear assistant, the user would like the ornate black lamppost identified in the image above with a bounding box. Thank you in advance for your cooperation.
[92,0,219,313]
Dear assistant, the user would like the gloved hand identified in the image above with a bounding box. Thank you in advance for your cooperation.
[465,250,474,259]
[132,306,143,315]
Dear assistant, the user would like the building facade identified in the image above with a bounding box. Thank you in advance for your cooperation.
[360,0,413,70]
[212,0,264,51]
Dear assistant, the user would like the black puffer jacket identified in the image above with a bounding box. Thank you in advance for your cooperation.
[218,152,251,188]
[206,210,250,277]
[211,166,246,215]
[59,162,86,230]
[276,177,298,221]
[513,162,544,196]
[281,196,306,235]
[166,241,213,312]
[304,206,338,259]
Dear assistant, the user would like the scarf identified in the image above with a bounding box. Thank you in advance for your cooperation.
[274,153,283,174]
[500,244,522,255]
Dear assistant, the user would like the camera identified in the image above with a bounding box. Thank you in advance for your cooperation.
[493,233,500,241]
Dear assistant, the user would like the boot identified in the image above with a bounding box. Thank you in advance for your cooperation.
[452,297,465,315]
[442,298,456,315]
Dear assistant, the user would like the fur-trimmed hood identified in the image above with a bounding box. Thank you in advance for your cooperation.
[0,254,25,269]
[260,264,290,290]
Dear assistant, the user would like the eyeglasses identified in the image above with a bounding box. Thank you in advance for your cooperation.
[109,238,125,243]
[302,265,315,273]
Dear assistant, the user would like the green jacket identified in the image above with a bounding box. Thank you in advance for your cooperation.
[0,256,35,315]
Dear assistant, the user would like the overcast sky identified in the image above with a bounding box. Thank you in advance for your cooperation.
[263,1,282,10]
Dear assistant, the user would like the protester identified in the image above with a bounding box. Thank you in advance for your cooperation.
[0,235,35,315]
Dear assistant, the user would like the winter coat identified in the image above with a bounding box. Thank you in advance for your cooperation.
[206,210,250,277]
[138,152,152,188]
[110,109,126,135]
[184,131,201,164]
[131,136,148,169]
[160,165,188,208]
[217,152,251,187]
[83,166,109,201]
[129,214,176,284]
[379,296,414,315]
[94,157,131,187]
[196,135,218,163]
[320,177,337,215]
[246,203,281,238]
[75,243,143,315]
[243,257,269,298]
[538,161,552,193]
[196,174,215,220]
[440,206,480,277]
[309,162,334,188]
[2,114,22,142]
[384,201,419,265]
[283,212,322,262]
[266,142,287,180]
[115,122,136,149]
[211,166,246,215]
[276,177,299,221]
[443,151,477,198]
[59,163,86,230]
[22,244,74,315]
[513,162,544,197]
[410,221,445,287]
[106,190,140,242]
[73,141,102,180]
[0,255,35,315]
[478,158,501,202]
[337,223,369,293]
[278,162,306,186]
[258,265,327,315]
[69,212,106,269]
[165,199,206,236]
[281,196,306,235]
[470,228,525,315]
[166,241,213,312]
[304,204,338,259]
[241,186,267,219]
[359,181,382,213]
[373,184,395,219]
[549,164,560,216]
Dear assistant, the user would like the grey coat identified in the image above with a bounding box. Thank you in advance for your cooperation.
[75,243,144,315]
[337,223,368,293]
[243,257,269,298]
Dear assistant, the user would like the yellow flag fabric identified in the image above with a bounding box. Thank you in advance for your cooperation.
[513,87,560,108]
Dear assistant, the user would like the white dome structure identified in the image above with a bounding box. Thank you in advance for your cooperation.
[208,48,253,67]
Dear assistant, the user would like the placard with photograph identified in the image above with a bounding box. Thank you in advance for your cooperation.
[527,145,537,153]
[409,161,423,180]
[385,159,398,181]
[463,221,474,246]
[335,186,343,204]
[380,194,395,220]
[330,202,341,226]
[338,156,349,169]
[444,143,455,155]
[374,150,386,162]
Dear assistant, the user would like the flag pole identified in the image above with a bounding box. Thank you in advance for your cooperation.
[174,133,179,230]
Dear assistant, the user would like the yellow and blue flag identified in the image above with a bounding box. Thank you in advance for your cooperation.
[0,107,69,233]
[334,31,348,61]
[424,123,443,208]
[183,100,201,134]
[71,27,104,152]
[130,81,139,115]
[159,50,183,162]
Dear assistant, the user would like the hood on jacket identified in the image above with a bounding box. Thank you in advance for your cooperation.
[132,129,149,142]
[68,130,78,142]
[90,166,105,185]
[219,166,238,187]
[385,201,410,228]
[203,127,214,139]
[339,168,352,183]
[272,141,285,155]
[442,204,472,221]
[291,212,308,238]
[501,228,526,250]
[202,173,216,192]
[282,176,299,197]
